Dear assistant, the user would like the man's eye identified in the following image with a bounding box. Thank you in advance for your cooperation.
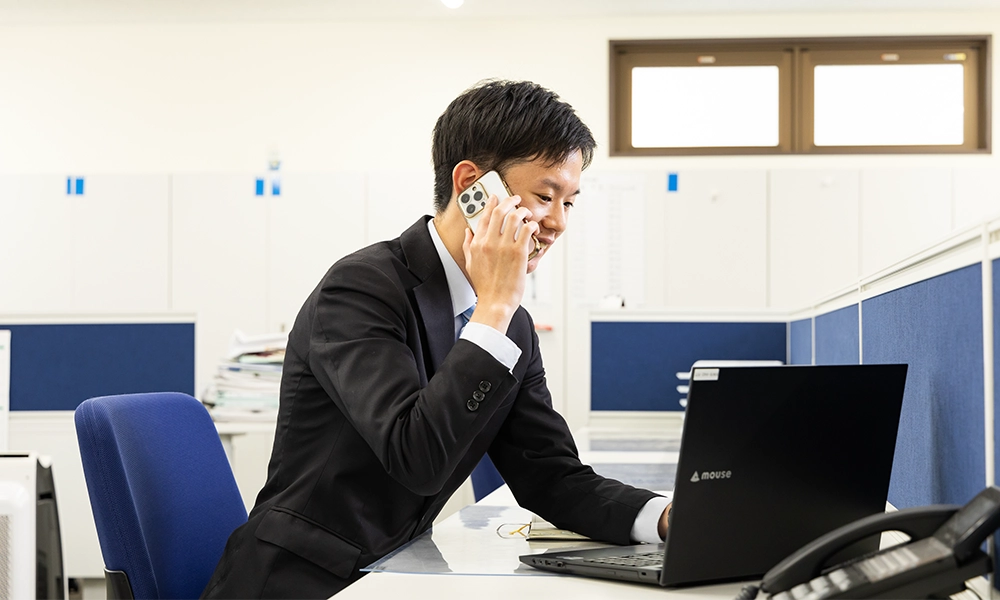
[538,195,552,203]
[564,201,575,209]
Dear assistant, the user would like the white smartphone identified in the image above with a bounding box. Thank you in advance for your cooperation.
[458,170,510,233]
[457,171,541,259]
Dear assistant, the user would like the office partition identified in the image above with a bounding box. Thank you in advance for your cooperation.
[815,304,860,366]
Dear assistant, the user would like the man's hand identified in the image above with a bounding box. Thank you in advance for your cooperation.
[658,503,672,540]
[463,194,539,334]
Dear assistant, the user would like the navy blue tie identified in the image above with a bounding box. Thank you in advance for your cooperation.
[457,304,476,340]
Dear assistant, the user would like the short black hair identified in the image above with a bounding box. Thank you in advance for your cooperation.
[431,80,596,213]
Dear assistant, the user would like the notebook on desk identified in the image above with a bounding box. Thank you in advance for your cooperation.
[520,364,908,588]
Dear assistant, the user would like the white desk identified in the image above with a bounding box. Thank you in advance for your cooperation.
[339,484,748,599]
[339,421,750,599]
[335,420,992,600]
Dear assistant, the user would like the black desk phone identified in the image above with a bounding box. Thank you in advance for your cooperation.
[755,485,1000,599]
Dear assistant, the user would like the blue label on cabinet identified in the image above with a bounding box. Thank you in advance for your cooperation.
[667,173,678,192]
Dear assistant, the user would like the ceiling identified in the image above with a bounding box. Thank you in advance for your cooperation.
[2,0,1000,24]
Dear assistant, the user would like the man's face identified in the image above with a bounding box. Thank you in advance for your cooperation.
[500,150,582,274]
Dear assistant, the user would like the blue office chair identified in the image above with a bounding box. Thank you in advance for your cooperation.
[75,392,248,600]
[471,454,505,502]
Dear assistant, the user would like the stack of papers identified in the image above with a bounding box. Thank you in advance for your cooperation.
[203,330,287,421]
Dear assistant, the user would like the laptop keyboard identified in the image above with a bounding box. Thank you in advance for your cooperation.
[584,551,663,568]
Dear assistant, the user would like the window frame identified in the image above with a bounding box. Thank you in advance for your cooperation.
[609,36,991,156]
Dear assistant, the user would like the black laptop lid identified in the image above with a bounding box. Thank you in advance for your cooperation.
[660,364,907,587]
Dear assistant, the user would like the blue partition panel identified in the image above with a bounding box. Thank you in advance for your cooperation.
[591,321,786,411]
[862,264,984,509]
[790,319,812,365]
[1,323,195,411]
[995,258,1000,486]
[815,304,860,365]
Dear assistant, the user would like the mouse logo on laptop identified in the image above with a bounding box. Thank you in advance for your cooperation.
[690,470,732,483]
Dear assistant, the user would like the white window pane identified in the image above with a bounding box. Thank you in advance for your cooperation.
[814,64,964,146]
[631,66,780,148]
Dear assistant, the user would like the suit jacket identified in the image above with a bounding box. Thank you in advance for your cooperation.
[202,216,657,598]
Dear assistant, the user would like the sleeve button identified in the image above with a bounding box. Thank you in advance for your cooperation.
[473,390,485,401]
[467,399,480,412]
[479,381,491,392]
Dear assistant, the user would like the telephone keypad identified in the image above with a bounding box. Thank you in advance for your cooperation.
[772,569,866,600]
[771,538,953,600]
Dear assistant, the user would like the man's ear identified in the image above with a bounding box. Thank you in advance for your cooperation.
[450,160,484,204]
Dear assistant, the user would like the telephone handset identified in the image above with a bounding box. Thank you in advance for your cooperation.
[757,486,1000,599]
[457,171,542,260]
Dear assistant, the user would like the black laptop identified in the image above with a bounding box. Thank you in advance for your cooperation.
[520,364,908,588]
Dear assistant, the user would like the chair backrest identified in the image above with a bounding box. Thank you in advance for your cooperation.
[471,454,505,502]
[75,392,248,599]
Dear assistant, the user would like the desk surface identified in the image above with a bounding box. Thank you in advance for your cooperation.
[338,422,750,599]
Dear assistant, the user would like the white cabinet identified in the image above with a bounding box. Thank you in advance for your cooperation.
[9,412,104,579]
[663,170,768,308]
[171,174,269,395]
[365,170,435,246]
[860,169,952,276]
[0,176,74,312]
[172,173,369,395]
[770,170,860,308]
[0,174,168,313]
[70,175,170,312]
[266,173,367,333]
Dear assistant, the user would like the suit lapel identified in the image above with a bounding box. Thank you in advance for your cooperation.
[401,217,454,375]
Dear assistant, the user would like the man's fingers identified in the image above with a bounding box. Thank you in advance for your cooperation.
[517,220,540,244]
[491,195,523,235]
[477,195,501,235]
[502,206,533,237]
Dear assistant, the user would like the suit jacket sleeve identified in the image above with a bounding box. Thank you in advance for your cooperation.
[487,310,660,545]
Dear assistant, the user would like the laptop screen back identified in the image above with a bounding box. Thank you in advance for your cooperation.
[660,364,907,587]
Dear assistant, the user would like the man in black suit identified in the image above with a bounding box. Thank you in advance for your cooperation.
[202,80,671,598]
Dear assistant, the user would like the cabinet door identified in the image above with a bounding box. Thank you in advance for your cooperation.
[0,174,168,314]
[171,175,268,395]
[365,170,434,245]
[770,170,860,308]
[860,169,952,275]
[266,173,367,333]
[664,170,768,308]
[69,175,169,312]
[0,175,73,312]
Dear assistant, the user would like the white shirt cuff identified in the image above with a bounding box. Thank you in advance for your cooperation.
[460,322,522,372]
[631,494,673,544]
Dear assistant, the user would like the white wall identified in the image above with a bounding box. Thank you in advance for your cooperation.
[2,10,1000,175]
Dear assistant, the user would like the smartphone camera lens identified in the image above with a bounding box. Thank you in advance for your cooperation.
[466,205,475,214]
[473,191,483,201]
[461,193,470,203]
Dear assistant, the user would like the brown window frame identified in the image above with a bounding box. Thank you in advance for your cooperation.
[610,36,991,156]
